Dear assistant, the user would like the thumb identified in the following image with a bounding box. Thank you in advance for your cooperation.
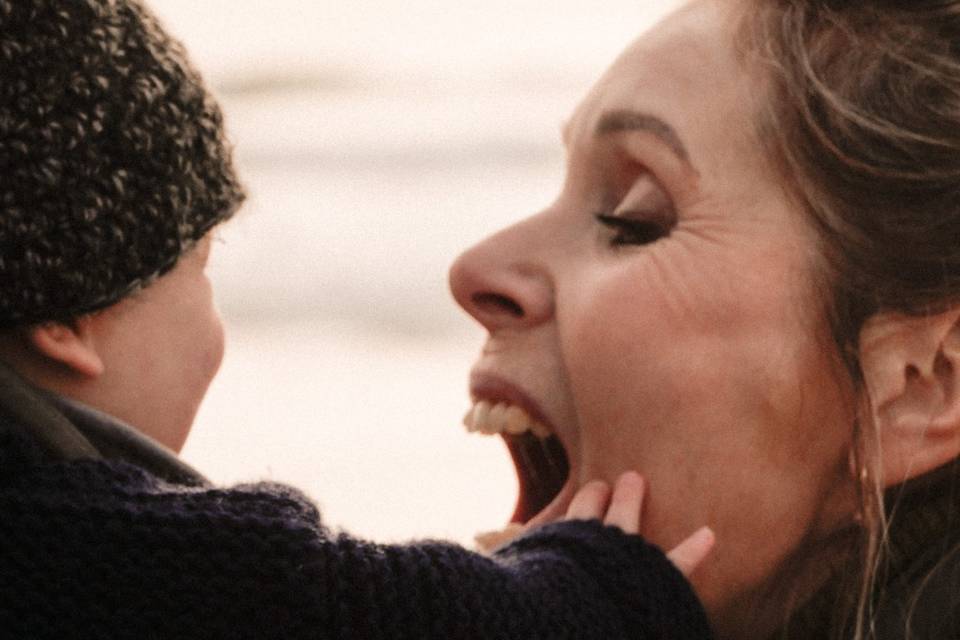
[666,526,715,577]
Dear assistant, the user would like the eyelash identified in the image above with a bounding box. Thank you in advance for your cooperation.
[595,213,670,246]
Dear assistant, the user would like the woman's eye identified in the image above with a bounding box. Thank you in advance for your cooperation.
[595,213,669,246]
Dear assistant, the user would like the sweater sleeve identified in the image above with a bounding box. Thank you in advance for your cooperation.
[496,520,713,639]
[0,459,711,640]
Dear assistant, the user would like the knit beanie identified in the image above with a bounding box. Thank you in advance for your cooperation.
[0,0,245,327]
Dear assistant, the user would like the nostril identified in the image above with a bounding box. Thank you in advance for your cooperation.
[472,293,524,318]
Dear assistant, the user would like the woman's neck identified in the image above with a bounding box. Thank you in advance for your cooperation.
[712,525,859,640]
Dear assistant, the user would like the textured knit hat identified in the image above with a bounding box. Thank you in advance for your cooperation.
[0,0,245,327]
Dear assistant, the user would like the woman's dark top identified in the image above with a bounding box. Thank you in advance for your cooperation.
[778,461,960,640]
[0,364,711,639]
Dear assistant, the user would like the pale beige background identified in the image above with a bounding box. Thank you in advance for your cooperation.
[145,0,681,545]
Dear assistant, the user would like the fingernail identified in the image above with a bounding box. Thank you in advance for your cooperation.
[620,470,644,487]
[693,526,715,546]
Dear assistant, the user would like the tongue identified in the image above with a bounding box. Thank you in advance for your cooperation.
[506,434,569,524]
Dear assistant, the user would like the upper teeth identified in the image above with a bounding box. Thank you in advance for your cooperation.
[462,401,551,439]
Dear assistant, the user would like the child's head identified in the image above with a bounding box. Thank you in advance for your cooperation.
[0,0,245,450]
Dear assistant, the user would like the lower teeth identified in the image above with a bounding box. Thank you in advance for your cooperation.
[474,523,526,554]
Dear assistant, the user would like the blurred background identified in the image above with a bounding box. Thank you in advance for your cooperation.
[151,0,680,545]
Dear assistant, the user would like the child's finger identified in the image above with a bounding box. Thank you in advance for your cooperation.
[666,526,715,577]
[602,472,644,534]
[564,480,612,521]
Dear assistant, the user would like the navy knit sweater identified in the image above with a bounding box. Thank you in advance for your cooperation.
[0,377,711,639]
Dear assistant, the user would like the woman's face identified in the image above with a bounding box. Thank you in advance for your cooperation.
[450,0,856,623]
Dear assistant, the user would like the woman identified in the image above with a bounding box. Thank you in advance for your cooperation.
[450,0,960,638]
[0,1,714,638]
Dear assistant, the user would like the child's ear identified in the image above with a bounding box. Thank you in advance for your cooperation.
[859,309,960,487]
[25,317,104,378]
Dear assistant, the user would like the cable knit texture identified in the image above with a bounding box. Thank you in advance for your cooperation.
[0,0,244,327]
[0,423,712,639]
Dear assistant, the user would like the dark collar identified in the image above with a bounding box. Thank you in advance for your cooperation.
[0,360,209,487]
[777,461,960,639]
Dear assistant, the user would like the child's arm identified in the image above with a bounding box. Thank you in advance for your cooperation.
[489,471,715,638]
[1,459,713,639]
[302,472,714,639]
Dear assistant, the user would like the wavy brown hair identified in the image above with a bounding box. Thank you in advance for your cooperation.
[739,0,960,637]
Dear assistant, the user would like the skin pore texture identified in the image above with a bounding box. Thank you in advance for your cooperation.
[450,2,862,636]
[0,235,224,453]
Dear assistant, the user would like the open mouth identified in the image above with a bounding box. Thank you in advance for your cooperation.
[462,399,571,525]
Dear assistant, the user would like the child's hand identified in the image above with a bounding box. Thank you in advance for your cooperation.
[564,471,715,577]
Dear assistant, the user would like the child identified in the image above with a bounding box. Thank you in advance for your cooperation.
[0,1,713,638]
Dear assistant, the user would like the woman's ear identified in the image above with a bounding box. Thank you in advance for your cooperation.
[859,309,960,487]
[25,317,105,378]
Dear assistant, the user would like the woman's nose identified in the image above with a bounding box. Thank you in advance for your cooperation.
[448,225,554,333]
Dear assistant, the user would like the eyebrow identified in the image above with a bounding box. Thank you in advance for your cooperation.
[594,109,692,167]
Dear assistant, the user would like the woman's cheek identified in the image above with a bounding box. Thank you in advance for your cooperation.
[562,266,699,477]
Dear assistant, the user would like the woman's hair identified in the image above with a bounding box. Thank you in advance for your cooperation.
[739,0,960,637]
